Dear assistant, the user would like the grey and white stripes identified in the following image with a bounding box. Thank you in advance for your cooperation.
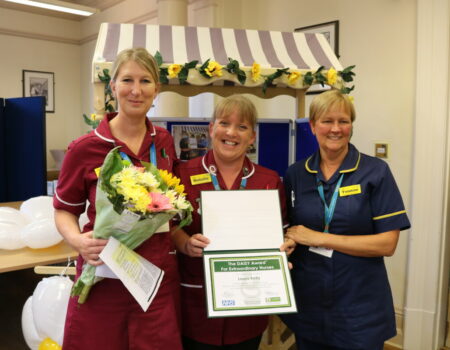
[94,23,342,71]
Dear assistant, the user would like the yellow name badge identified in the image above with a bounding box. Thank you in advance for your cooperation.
[190,173,212,185]
[339,184,362,197]
[94,167,101,178]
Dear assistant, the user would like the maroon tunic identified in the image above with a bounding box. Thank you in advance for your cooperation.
[54,114,182,350]
[174,150,287,346]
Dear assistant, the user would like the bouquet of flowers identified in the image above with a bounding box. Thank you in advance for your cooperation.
[71,147,193,304]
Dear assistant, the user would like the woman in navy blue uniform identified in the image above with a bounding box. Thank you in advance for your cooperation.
[281,90,410,350]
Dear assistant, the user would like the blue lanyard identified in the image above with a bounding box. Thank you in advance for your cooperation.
[120,143,157,166]
[317,173,344,232]
[210,173,247,190]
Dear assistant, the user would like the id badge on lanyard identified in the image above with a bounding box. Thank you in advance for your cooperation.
[309,174,344,258]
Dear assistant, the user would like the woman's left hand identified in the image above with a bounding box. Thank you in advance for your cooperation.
[280,238,296,255]
[286,225,323,247]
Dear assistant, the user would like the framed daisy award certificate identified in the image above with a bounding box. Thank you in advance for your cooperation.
[201,190,297,317]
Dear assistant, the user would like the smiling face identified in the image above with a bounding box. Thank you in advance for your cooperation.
[209,109,256,166]
[310,104,352,157]
[110,60,159,118]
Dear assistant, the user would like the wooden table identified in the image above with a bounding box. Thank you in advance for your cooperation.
[0,201,78,273]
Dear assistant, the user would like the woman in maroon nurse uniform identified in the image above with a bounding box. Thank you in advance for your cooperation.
[172,95,289,350]
[53,48,182,350]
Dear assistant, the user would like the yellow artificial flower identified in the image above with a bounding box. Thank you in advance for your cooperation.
[158,169,181,188]
[251,62,261,82]
[90,113,97,121]
[327,67,337,86]
[168,64,182,79]
[205,61,223,77]
[288,71,301,85]
[348,95,355,104]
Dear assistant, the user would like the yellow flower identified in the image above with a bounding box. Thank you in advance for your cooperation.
[168,64,182,78]
[158,169,181,188]
[348,95,355,104]
[90,113,97,121]
[327,67,337,86]
[288,71,301,85]
[205,61,223,77]
[251,62,261,82]
[132,187,152,213]
[174,183,185,196]
[137,172,158,190]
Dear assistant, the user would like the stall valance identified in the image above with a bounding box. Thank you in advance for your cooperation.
[93,23,353,91]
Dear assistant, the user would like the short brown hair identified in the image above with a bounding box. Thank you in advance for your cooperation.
[110,47,160,84]
[212,95,258,130]
[309,90,355,124]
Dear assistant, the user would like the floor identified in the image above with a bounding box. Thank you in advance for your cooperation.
[0,268,42,350]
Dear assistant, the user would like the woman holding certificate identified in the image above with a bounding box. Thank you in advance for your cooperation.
[172,95,287,350]
[282,90,411,350]
[53,48,182,349]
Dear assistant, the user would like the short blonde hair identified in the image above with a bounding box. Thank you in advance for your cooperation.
[110,47,160,84]
[309,90,355,124]
[212,95,258,130]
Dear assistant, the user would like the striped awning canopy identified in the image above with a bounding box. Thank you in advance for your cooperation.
[93,23,344,90]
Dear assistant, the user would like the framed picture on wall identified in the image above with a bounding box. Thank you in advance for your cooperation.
[22,70,55,113]
[295,21,340,95]
[295,20,339,57]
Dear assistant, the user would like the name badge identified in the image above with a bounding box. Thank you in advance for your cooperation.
[309,246,333,258]
[190,173,212,185]
[339,184,361,197]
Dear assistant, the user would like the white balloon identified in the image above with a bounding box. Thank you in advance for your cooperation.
[21,296,42,350]
[20,219,62,249]
[32,276,73,346]
[0,220,26,250]
[20,196,54,222]
[0,207,30,225]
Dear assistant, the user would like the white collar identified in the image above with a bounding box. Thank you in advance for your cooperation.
[201,155,255,179]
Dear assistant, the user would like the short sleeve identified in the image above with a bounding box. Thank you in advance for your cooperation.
[53,140,88,216]
[370,161,410,233]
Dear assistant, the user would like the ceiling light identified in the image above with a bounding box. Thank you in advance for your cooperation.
[4,0,98,16]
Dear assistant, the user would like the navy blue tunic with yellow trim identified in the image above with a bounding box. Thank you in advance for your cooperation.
[281,144,410,349]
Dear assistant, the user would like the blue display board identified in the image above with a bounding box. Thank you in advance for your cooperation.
[295,118,318,161]
[150,117,293,177]
[0,98,5,201]
[1,96,46,201]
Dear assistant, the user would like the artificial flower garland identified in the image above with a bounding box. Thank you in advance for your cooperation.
[154,51,355,95]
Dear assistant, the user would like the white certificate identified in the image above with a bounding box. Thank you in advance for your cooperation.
[200,190,297,317]
[201,190,284,251]
[203,251,297,317]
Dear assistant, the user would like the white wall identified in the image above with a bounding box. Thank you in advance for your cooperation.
[0,7,83,169]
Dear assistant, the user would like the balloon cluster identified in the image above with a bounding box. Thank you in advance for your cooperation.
[0,196,88,250]
[21,276,73,349]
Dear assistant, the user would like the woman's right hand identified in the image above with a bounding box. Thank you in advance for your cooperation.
[72,230,108,266]
[184,233,210,258]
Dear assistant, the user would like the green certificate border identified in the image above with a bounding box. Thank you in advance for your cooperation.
[209,254,292,311]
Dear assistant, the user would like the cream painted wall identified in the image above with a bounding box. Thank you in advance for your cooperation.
[0,8,83,169]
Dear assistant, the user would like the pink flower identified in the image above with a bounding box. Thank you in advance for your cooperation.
[148,192,173,212]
